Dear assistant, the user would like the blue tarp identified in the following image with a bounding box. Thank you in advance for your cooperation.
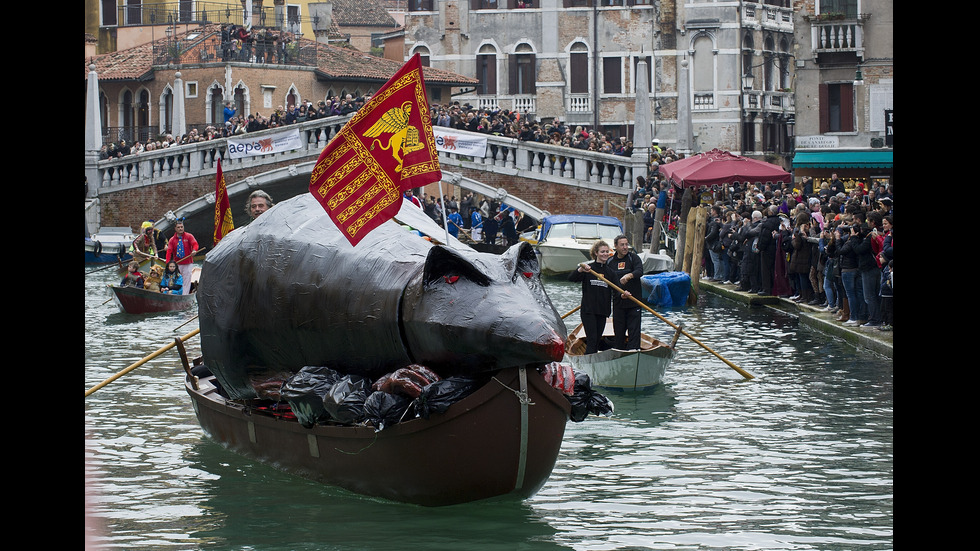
[640,271,692,308]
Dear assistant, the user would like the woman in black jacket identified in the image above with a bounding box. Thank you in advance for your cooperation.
[568,241,614,354]
[836,225,866,324]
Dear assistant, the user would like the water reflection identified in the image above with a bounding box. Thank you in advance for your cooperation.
[85,266,892,551]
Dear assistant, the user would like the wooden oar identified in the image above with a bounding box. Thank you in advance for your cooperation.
[561,305,581,319]
[84,328,201,398]
[87,256,129,274]
[584,267,755,380]
[173,314,199,332]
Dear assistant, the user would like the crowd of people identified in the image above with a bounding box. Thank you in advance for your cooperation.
[219,24,296,64]
[121,190,276,293]
[100,94,372,160]
[685,173,894,332]
[407,190,534,247]
[431,101,683,167]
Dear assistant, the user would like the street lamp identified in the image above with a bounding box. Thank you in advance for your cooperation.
[742,73,754,91]
[854,67,864,85]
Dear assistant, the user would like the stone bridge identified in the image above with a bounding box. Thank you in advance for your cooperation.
[86,114,650,249]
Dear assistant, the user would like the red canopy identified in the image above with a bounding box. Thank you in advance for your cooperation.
[658,148,792,188]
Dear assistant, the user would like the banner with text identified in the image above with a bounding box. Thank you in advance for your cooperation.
[432,128,488,158]
[227,128,304,159]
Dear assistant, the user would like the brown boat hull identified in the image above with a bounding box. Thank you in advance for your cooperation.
[110,284,197,314]
[186,366,571,506]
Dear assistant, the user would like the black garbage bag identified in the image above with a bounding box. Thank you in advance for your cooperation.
[323,374,371,424]
[566,370,615,422]
[363,391,415,432]
[413,376,480,419]
[281,366,344,428]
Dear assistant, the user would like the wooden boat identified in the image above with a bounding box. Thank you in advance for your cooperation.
[563,319,678,391]
[183,364,572,507]
[109,267,201,314]
[109,284,197,314]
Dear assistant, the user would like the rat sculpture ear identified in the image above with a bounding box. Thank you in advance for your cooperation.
[500,241,540,281]
[421,245,492,288]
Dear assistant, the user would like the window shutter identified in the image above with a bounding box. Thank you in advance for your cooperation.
[818,83,829,134]
[840,82,854,132]
[570,52,588,93]
[509,56,519,95]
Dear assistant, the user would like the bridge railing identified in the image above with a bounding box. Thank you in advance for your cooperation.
[93,117,639,195]
[438,135,637,191]
[93,115,354,189]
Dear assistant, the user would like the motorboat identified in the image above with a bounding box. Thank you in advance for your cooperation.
[531,214,624,276]
[85,226,136,264]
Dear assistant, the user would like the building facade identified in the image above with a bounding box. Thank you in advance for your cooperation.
[401,0,797,165]
[791,0,894,188]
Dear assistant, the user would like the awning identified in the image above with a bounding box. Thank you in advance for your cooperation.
[792,150,893,169]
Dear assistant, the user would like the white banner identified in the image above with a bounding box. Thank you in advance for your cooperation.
[433,128,488,158]
[226,128,304,159]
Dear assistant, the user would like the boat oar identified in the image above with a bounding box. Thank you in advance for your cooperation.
[173,314,199,332]
[182,246,207,263]
[84,328,201,398]
[561,305,581,319]
[584,268,755,380]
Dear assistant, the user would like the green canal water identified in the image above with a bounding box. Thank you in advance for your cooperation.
[84,264,893,550]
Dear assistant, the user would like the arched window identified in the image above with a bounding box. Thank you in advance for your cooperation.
[137,89,150,142]
[160,87,173,135]
[99,91,110,131]
[778,37,791,90]
[692,35,714,92]
[234,84,248,117]
[510,43,536,95]
[477,44,497,95]
[121,89,134,141]
[763,36,776,91]
[413,45,431,67]
[569,42,589,94]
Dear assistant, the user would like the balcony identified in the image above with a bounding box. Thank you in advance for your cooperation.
[808,14,869,60]
[743,90,794,117]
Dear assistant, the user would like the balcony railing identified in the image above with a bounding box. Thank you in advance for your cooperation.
[152,28,322,67]
[105,2,287,30]
[693,93,714,111]
[567,94,591,113]
[810,16,867,59]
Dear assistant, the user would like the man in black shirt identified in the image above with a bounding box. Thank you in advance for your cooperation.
[606,234,644,350]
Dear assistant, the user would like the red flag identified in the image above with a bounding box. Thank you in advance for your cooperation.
[213,158,234,244]
[309,53,442,246]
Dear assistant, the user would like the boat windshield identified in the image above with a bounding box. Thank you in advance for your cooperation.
[547,222,622,240]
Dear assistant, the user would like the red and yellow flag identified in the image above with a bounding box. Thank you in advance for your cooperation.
[213,157,234,244]
[309,53,442,246]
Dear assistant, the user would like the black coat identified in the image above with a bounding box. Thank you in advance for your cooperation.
[568,262,613,317]
[606,251,644,309]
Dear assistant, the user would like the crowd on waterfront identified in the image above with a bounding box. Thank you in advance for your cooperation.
[636,172,894,332]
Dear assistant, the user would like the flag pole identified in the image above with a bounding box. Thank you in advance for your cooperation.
[438,179,452,248]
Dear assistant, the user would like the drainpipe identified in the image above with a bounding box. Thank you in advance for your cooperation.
[593,0,599,131]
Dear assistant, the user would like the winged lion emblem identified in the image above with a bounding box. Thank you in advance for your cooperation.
[364,101,427,172]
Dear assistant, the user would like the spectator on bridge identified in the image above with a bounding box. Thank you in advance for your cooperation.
[224,102,237,125]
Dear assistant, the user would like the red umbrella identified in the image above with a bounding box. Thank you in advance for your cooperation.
[658,148,791,188]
